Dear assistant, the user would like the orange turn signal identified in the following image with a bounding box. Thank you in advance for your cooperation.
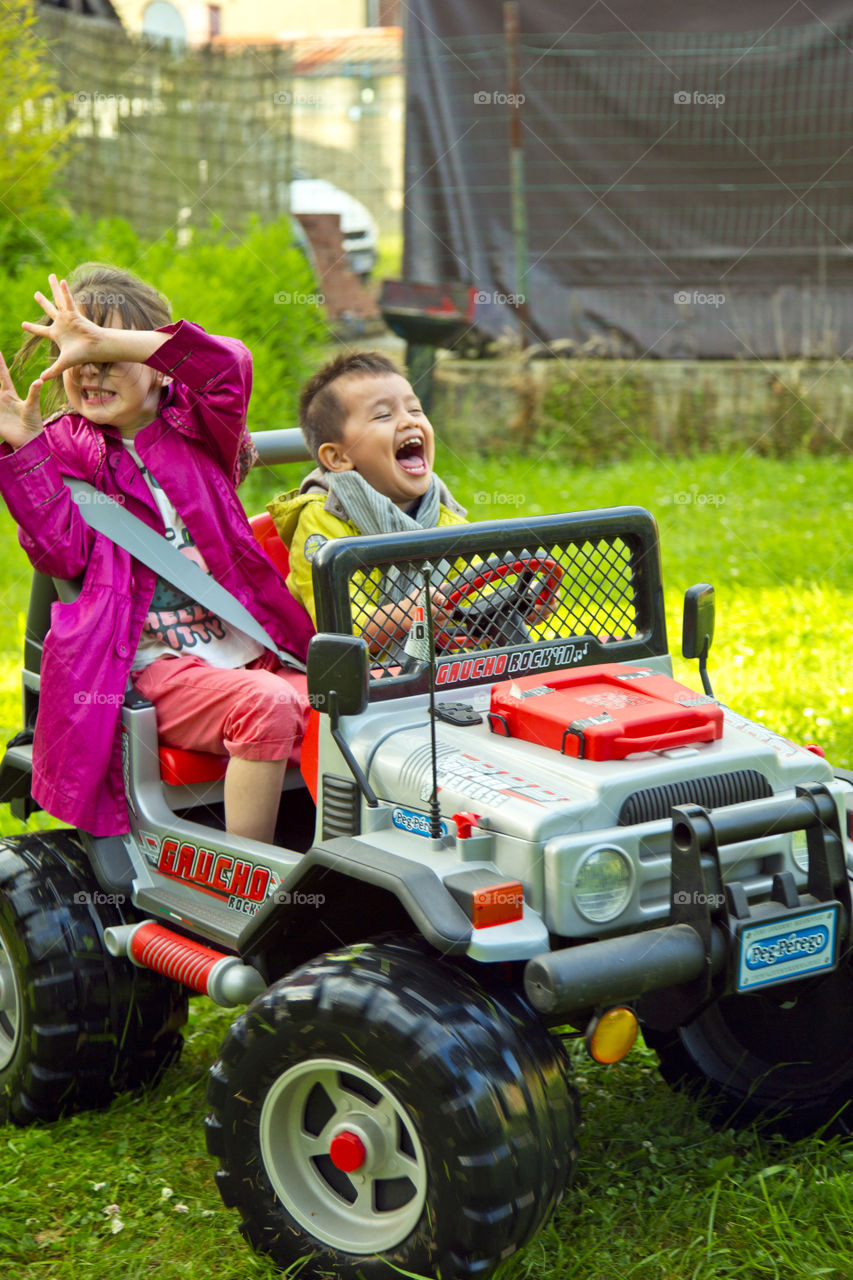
[471,880,524,929]
[585,1007,639,1064]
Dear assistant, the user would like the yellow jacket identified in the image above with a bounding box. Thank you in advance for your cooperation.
[268,477,467,626]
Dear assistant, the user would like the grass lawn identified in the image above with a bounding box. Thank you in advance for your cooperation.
[0,450,852,1279]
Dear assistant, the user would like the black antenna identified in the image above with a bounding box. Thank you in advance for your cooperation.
[419,562,443,839]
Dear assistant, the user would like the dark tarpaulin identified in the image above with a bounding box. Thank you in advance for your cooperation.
[402,1,853,356]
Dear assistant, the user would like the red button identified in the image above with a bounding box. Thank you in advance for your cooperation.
[329,1130,366,1172]
[452,811,480,840]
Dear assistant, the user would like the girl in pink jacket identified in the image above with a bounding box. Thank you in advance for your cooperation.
[0,267,314,840]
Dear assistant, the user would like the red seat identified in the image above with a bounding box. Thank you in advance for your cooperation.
[157,512,291,786]
[159,745,227,787]
[249,511,290,579]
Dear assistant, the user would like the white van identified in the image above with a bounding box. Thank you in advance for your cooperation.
[289,176,379,278]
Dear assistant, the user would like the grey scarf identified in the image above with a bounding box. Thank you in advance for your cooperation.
[327,471,446,603]
[329,470,439,531]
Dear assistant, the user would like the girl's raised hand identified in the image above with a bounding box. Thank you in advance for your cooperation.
[0,352,43,450]
[22,274,117,382]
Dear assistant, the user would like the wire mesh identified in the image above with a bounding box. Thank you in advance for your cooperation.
[36,10,403,241]
[344,535,644,681]
[403,4,853,355]
[407,19,853,279]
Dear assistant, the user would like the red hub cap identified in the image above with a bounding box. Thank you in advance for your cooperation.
[329,1130,367,1172]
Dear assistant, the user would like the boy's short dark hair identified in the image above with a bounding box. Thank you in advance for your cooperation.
[299,350,403,464]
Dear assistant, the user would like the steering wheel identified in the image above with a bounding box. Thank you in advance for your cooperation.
[438,557,563,648]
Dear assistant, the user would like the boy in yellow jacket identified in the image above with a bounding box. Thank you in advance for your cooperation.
[268,351,466,658]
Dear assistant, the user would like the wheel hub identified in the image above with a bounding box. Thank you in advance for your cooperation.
[329,1129,367,1172]
[0,966,14,1012]
[259,1056,427,1253]
[0,934,22,1071]
[328,1113,388,1172]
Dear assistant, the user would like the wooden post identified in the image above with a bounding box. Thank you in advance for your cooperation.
[504,0,530,333]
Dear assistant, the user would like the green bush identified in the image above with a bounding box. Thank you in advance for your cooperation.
[0,213,326,431]
[537,365,654,465]
[670,378,720,453]
[0,0,73,216]
[755,370,847,457]
[144,218,326,432]
[433,358,853,464]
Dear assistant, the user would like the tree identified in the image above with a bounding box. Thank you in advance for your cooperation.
[0,0,73,225]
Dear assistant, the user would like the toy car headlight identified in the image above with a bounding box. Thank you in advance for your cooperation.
[573,845,634,923]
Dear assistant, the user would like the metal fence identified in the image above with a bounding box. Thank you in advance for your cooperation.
[37,8,403,242]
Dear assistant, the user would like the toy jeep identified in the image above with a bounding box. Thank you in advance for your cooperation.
[1,430,852,1280]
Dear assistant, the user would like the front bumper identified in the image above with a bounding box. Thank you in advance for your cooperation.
[525,783,850,1025]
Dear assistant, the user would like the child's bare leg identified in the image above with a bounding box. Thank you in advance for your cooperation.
[224,756,288,843]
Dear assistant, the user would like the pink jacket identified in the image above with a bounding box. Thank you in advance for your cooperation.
[0,321,314,835]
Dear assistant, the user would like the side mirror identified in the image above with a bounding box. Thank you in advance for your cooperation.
[307,634,369,718]
[682,584,715,696]
[306,634,376,807]
[682,584,715,660]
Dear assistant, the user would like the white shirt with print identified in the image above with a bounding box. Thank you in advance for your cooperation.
[124,442,264,672]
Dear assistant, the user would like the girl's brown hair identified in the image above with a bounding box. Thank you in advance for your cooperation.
[15,263,172,413]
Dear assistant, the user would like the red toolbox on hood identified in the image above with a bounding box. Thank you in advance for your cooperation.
[488,665,723,760]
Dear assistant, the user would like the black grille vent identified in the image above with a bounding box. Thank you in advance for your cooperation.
[618,769,772,827]
[321,774,361,838]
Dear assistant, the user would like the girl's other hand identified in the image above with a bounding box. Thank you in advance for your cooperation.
[22,274,114,382]
[0,352,43,449]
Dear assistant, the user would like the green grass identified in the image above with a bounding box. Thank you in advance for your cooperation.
[1,451,852,1279]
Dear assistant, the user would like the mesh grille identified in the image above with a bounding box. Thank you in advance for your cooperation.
[618,769,773,827]
[346,538,643,682]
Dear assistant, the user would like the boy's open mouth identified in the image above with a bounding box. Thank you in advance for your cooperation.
[396,434,427,474]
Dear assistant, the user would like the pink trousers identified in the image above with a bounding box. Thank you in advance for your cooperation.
[131,653,309,764]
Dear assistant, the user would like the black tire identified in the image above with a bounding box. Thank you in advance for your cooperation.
[645,959,853,1137]
[206,937,579,1280]
[0,830,187,1125]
